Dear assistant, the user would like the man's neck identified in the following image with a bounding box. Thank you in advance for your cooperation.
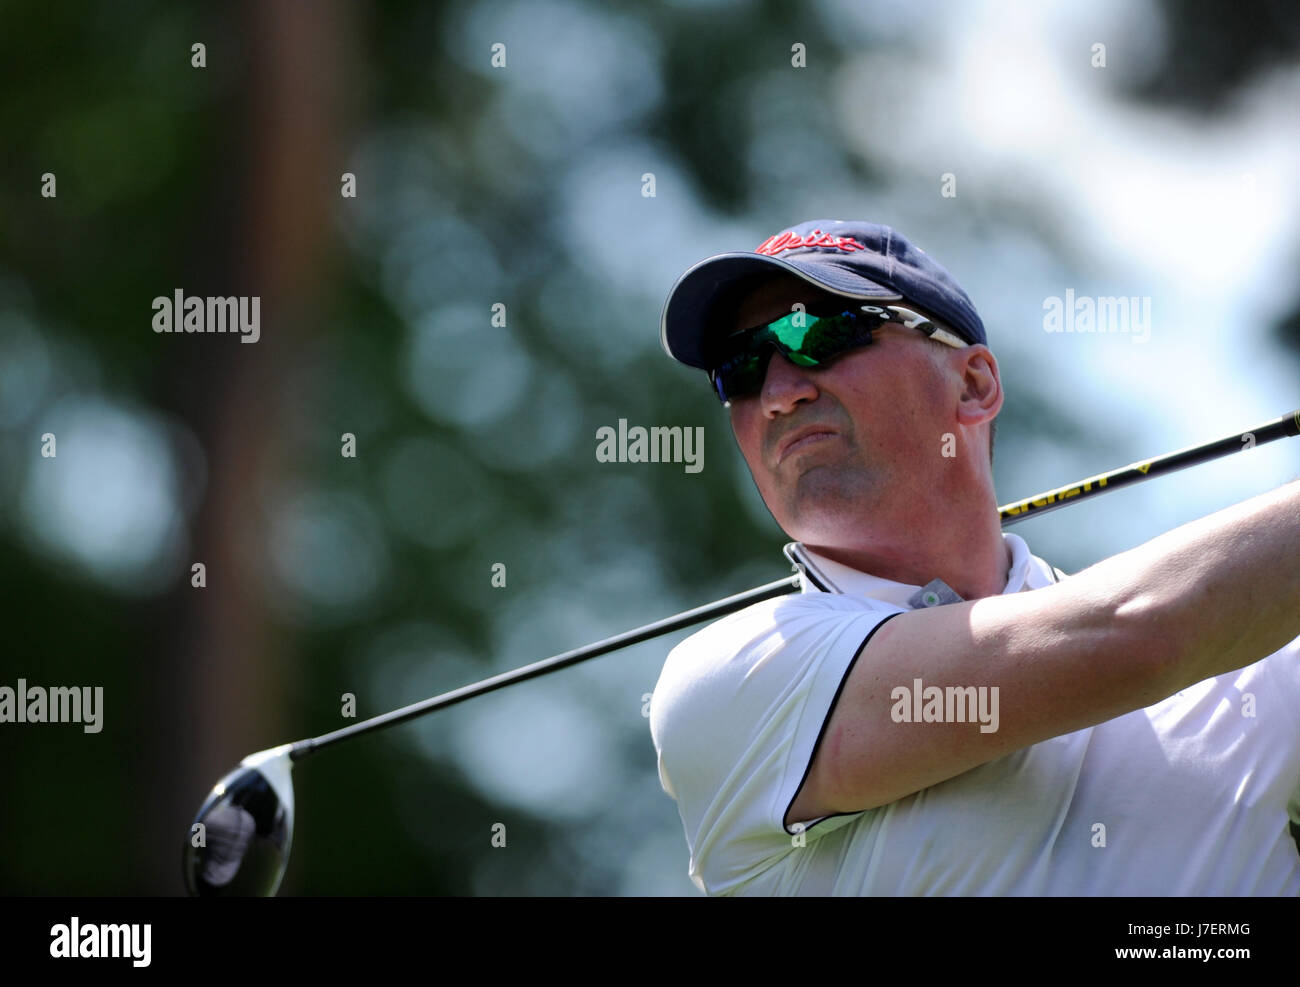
[804,519,1012,602]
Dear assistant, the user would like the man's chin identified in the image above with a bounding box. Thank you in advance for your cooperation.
[777,467,881,535]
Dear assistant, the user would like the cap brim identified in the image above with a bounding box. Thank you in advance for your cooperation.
[660,252,903,369]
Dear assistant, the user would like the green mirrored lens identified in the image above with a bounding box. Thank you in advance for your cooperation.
[795,313,862,361]
[715,349,769,398]
[712,309,875,403]
[766,314,813,352]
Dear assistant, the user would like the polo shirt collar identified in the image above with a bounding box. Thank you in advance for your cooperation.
[783,532,1057,606]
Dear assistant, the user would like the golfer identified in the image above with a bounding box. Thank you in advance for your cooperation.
[649,219,1300,895]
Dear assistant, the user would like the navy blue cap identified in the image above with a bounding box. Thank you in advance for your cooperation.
[660,219,987,369]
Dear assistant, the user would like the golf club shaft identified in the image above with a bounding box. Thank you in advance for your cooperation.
[290,574,802,760]
[290,407,1299,761]
[998,409,1299,525]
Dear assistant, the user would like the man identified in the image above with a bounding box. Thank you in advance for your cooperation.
[649,218,1300,895]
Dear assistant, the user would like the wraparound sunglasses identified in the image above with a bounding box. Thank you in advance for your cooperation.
[708,303,969,406]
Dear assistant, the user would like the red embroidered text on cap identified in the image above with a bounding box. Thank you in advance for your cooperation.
[754,229,867,257]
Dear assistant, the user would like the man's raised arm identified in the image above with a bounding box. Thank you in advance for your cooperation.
[786,478,1300,825]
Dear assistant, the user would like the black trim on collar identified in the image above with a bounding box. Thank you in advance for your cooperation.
[782,611,905,836]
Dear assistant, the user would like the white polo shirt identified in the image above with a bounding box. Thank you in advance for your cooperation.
[649,532,1300,895]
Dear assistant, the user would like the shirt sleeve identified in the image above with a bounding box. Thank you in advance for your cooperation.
[1262,635,1300,832]
[649,592,904,894]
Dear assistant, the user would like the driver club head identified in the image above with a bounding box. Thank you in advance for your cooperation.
[183,744,295,896]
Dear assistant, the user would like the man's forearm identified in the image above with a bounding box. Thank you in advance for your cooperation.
[1076,478,1300,691]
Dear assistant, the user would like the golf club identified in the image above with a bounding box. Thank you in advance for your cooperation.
[183,408,1299,895]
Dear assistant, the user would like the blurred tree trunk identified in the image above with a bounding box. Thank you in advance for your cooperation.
[137,0,353,894]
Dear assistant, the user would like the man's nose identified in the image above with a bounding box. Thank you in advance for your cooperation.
[760,349,820,416]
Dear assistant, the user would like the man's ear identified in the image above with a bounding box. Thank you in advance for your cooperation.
[955,345,1002,428]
